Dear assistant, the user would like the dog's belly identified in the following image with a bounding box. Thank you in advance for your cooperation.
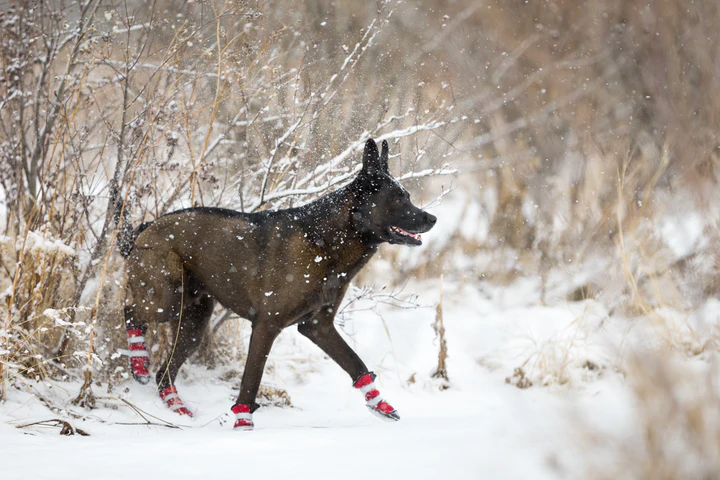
[181,254,333,327]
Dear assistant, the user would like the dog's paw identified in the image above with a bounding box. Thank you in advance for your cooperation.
[127,328,151,384]
[367,403,401,422]
[354,372,400,422]
[231,404,254,431]
[132,372,151,385]
[233,419,254,431]
[160,386,194,417]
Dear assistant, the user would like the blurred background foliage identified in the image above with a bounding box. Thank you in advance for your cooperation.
[1,0,720,396]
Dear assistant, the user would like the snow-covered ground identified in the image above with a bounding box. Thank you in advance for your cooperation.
[2,277,670,480]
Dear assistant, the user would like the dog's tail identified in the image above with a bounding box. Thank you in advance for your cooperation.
[118,221,154,258]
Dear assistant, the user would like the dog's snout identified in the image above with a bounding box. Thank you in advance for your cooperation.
[426,212,437,226]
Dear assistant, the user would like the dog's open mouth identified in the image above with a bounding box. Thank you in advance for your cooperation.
[389,225,422,245]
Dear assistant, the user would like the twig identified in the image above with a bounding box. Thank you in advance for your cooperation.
[16,419,90,436]
[119,398,181,429]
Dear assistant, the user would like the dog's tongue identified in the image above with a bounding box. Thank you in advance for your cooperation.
[393,226,421,241]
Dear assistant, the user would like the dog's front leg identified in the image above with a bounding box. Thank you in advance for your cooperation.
[231,322,281,431]
[298,309,400,422]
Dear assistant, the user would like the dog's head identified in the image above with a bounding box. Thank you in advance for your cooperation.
[350,139,436,246]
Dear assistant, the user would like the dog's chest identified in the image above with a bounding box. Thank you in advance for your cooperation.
[314,242,374,298]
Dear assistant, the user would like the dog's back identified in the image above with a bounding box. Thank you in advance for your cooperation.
[126,192,369,326]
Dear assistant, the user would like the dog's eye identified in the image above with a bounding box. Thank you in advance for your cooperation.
[395,199,401,204]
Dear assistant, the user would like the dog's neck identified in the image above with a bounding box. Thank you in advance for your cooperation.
[301,186,377,265]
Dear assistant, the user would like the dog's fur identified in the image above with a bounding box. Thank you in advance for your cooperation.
[122,139,436,411]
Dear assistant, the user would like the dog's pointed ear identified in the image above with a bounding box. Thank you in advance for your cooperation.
[380,140,389,172]
[362,139,382,176]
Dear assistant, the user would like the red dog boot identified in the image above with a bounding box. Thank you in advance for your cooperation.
[353,372,400,421]
[159,386,194,417]
[126,327,151,384]
[231,404,254,431]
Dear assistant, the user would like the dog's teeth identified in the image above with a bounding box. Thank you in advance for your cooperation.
[390,226,421,241]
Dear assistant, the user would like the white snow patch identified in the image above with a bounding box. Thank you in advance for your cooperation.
[2,277,714,479]
[659,212,705,258]
[20,230,75,257]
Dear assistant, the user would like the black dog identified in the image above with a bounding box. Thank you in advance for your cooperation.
[120,139,436,429]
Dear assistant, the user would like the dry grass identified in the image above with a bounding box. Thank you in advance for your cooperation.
[1,0,720,411]
[584,353,720,480]
[430,275,449,388]
[0,0,457,400]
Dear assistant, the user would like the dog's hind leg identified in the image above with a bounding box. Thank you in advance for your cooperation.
[127,249,186,323]
[124,249,185,384]
[156,288,215,417]
[298,308,400,422]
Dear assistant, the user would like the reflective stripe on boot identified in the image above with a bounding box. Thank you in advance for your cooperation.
[231,403,254,431]
[126,328,150,384]
[353,372,400,421]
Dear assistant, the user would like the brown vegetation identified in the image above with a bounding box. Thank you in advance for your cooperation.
[2,6,720,469]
